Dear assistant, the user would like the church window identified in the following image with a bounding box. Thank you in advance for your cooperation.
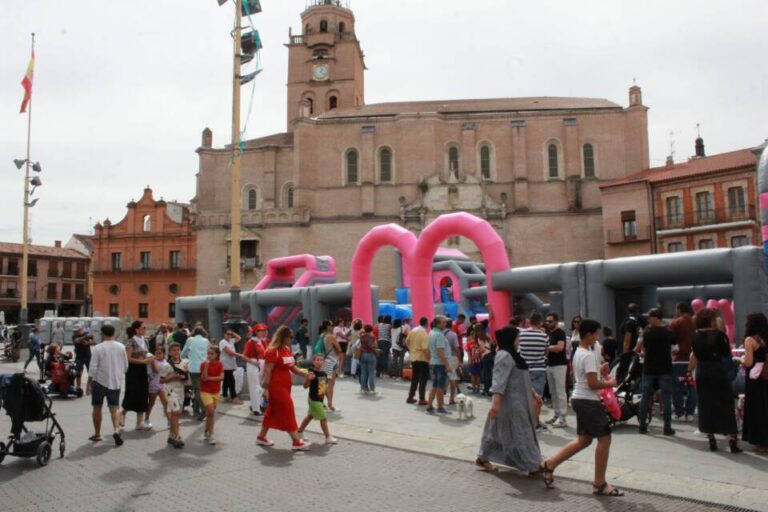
[583,143,596,177]
[480,144,492,180]
[142,215,152,232]
[248,189,257,210]
[320,20,328,32]
[284,184,295,208]
[346,149,359,185]
[313,49,328,59]
[547,143,560,178]
[338,22,346,33]
[306,98,314,116]
[329,96,338,109]
[379,147,393,183]
[448,146,460,178]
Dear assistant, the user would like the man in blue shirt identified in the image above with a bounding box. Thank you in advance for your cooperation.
[181,327,210,420]
[23,327,42,377]
[426,316,453,414]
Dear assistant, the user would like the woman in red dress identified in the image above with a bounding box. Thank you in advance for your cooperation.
[256,326,312,450]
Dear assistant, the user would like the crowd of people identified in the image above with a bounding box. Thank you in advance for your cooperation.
[12,302,768,496]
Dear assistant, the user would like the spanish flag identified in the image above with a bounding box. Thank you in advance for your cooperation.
[20,50,34,113]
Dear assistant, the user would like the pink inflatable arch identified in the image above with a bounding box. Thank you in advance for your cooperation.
[411,212,511,334]
[717,299,736,345]
[351,225,418,325]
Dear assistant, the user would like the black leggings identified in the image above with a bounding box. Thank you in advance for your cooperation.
[222,369,237,399]
[408,361,430,401]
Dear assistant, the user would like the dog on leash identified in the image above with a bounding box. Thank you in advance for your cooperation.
[456,393,474,420]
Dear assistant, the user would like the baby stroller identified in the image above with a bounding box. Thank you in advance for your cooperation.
[0,373,66,466]
[608,353,643,425]
[43,355,83,398]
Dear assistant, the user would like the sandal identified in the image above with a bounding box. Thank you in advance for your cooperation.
[592,482,624,497]
[539,460,555,489]
[88,435,102,442]
[475,458,497,472]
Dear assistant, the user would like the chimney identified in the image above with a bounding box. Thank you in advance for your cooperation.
[202,127,212,148]
[54,240,61,248]
[666,155,674,167]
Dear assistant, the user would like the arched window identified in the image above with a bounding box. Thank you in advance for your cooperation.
[480,144,492,180]
[248,189,257,210]
[338,22,346,33]
[305,23,311,35]
[547,143,560,178]
[448,146,460,178]
[142,214,151,232]
[329,96,338,110]
[313,49,328,60]
[320,20,328,32]
[379,147,393,183]
[283,183,295,208]
[305,98,314,116]
[345,149,359,184]
[583,143,596,177]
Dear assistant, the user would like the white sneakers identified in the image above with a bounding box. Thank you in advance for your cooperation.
[325,436,338,445]
[552,418,568,428]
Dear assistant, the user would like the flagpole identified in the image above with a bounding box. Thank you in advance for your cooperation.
[19,32,34,329]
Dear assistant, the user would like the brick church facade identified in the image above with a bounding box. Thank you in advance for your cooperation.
[193,0,650,298]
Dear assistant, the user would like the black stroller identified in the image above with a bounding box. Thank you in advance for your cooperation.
[0,373,66,466]
[609,353,643,425]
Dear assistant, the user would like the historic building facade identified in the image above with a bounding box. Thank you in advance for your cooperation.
[0,241,90,323]
[91,187,196,325]
[193,0,650,298]
[600,139,763,258]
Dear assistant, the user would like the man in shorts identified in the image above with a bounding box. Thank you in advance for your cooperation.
[86,324,128,446]
[426,316,452,414]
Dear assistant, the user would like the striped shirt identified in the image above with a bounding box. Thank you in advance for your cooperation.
[518,328,548,372]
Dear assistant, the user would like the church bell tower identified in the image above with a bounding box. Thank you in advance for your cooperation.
[285,0,366,129]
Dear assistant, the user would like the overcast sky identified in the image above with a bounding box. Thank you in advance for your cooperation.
[1,0,766,246]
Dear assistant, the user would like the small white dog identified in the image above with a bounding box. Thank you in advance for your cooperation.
[455,393,474,420]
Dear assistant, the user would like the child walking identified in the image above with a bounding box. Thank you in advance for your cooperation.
[200,346,224,445]
[160,343,188,448]
[297,354,338,445]
[146,346,169,429]
[540,318,623,497]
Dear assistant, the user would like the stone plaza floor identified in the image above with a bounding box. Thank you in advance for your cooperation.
[1,355,767,512]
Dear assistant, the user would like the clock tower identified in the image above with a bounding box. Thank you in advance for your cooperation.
[285,0,366,129]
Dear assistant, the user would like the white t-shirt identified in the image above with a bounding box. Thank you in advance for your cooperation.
[219,338,238,371]
[571,346,600,401]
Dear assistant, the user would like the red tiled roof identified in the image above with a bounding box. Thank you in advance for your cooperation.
[71,234,93,252]
[317,97,622,120]
[0,242,90,259]
[601,149,757,189]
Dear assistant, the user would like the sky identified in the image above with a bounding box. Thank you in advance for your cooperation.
[1,0,766,246]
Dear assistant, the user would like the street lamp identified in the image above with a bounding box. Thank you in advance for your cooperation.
[13,156,43,335]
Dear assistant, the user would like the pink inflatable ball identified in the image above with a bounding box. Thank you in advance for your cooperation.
[691,299,705,313]
[706,299,719,310]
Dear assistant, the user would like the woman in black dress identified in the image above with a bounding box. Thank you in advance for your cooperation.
[121,321,155,431]
[739,313,768,453]
[688,308,742,453]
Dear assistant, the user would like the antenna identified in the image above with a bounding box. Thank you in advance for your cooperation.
[89,216,93,235]
[696,123,701,138]
[669,130,680,162]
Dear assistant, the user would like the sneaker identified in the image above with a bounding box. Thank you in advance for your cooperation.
[325,436,338,445]
[167,437,175,445]
[436,407,449,414]
[172,439,184,449]
[256,435,274,447]
[685,415,695,422]
[406,397,417,404]
[426,406,436,414]
[536,424,552,434]
[291,440,311,451]
[142,421,153,431]
[113,432,124,447]
[674,414,684,421]
[207,436,217,445]
[663,428,676,436]
[545,416,558,425]
[553,418,568,428]
[639,425,648,434]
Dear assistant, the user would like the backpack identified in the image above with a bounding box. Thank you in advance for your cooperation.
[313,335,327,358]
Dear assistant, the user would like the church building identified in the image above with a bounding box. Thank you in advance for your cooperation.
[193,0,650,298]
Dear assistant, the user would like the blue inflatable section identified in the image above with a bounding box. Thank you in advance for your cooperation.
[395,288,409,305]
[378,302,412,321]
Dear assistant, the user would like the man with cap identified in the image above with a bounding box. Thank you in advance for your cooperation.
[239,323,268,416]
[636,308,676,436]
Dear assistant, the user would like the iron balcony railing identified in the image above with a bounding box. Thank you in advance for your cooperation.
[656,204,756,231]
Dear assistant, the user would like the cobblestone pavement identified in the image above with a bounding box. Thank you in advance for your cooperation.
[0,382,756,512]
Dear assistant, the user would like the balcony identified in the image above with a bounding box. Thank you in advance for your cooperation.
[656,205,757,231]
[607,225,652,245]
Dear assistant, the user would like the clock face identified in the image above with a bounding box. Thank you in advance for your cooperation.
[313,64,329,81]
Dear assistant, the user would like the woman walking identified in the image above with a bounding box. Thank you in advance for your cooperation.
[359,324,378,394]
[121,321,154,431]
[256,326,311,450]
[689,308,742,453]
[476,325,543,474]
[739,313,768,453]
[541,319,623,497]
